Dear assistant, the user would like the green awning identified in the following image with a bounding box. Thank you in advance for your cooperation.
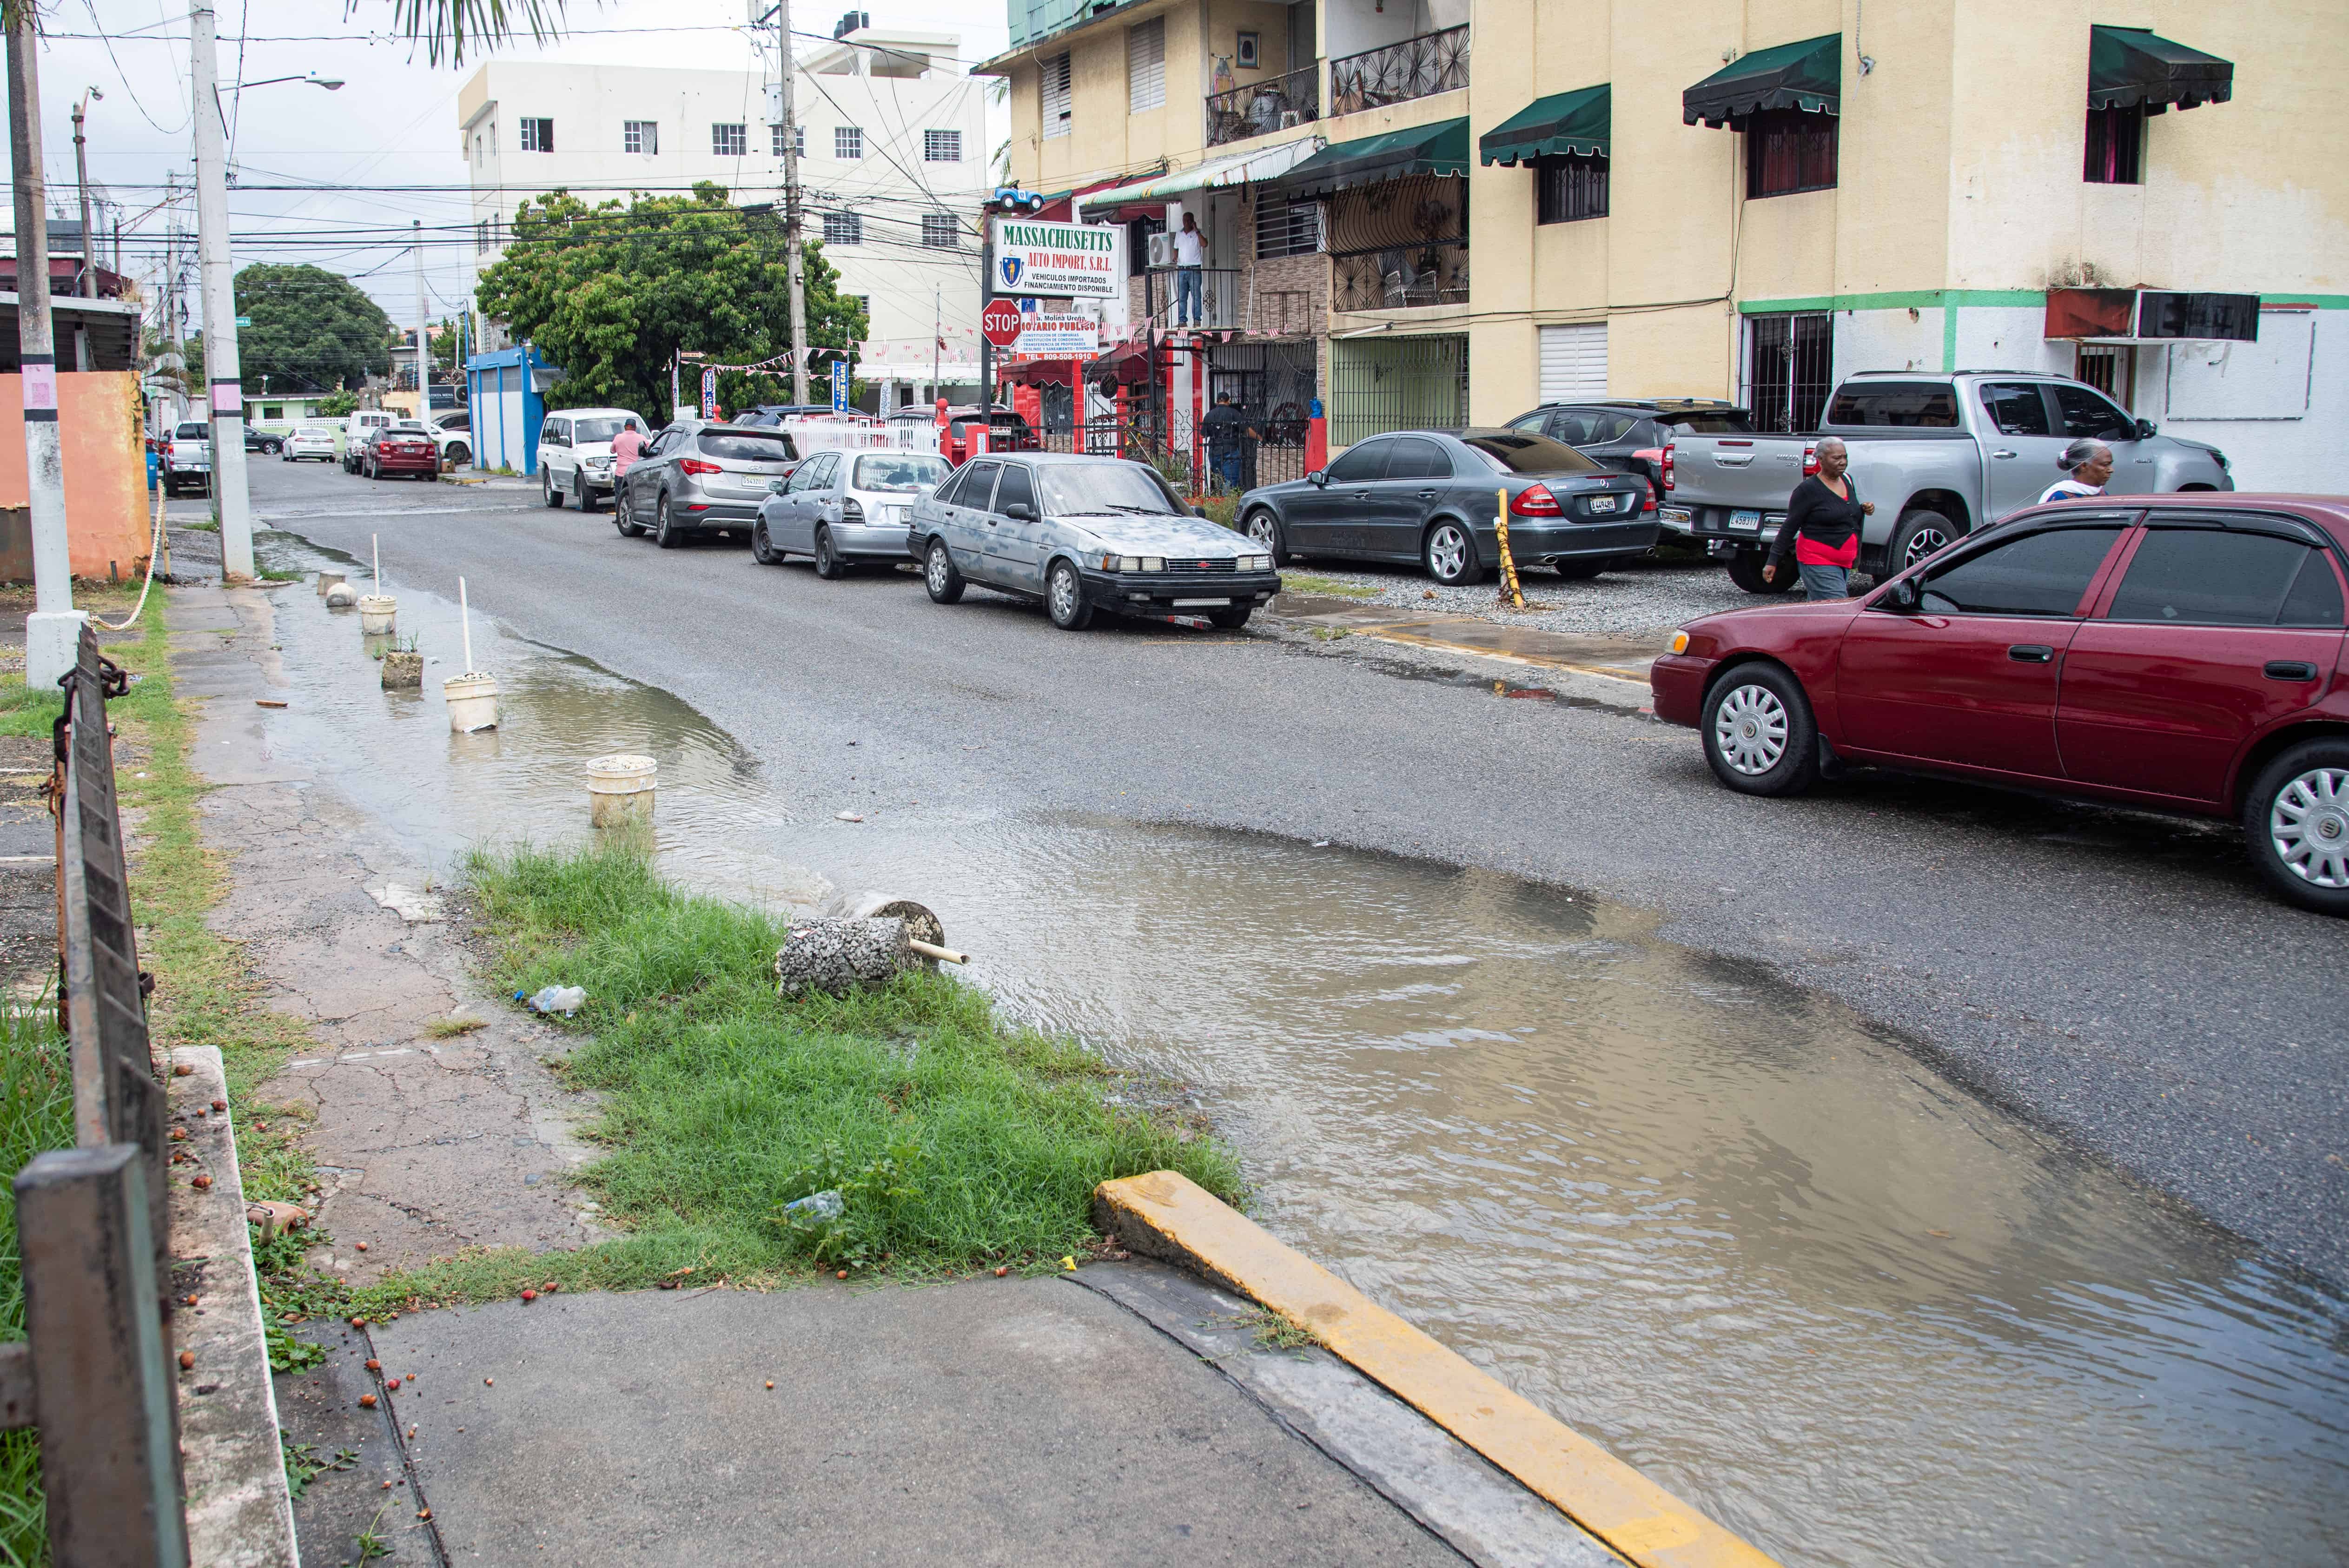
[1274,118,1469,198]
[1480,84,1608,166]
[1683,33,1839,128]
[2089,25,2232,113]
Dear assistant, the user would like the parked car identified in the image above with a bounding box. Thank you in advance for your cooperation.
[1652,493,2349,914]
[340,409,395,471]
[910,452,1281,631]
[538,408,650,511]
[243,425,287,455]
[1661,371,2234,593]
[754,449,951,575]
[360,423,441,481]
[281,423,339,462]
[615,419,798,547]
[736,404,842,426]
[162,420,211,498]
[887,404,1039,462]
[1505,399,1752,515]
[1236,428,1655,584]
[424,420,471,469]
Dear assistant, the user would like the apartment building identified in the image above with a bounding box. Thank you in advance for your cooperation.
[982,1,2347,489]
[457,22,994,403]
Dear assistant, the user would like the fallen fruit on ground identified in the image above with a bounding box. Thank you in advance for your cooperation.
[365,1359,380,1371]
[359,1394,377,1408]
[190,1174,211,1189]
[179,1351,195,1370]
[521,1289,537,1302]
[172,1063,193,1077]
[994,1266,1008,1277]
[384,1377,400,1390]
[484,1377,493,1386]
[354,1241,369,1251]
[765,1380,774,1389]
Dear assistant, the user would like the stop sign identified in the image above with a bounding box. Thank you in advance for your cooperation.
[981,298,1024,348]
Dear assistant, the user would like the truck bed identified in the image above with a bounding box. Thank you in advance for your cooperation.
[1660,428,1979,559]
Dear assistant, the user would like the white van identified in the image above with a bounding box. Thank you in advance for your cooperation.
[538,407,648,511]
[340,409,394,472]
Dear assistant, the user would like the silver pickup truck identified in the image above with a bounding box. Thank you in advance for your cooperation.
[1660,371,2233,592]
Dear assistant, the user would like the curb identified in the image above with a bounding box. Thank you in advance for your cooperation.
[1094,1171,1778,1568]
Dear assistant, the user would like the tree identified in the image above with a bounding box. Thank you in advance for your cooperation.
[234,264,394,393]
[317,390,360,419]
[473,183,867,422]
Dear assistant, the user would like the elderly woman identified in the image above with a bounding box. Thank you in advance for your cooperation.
[1762,437,1874,598]
[2039,437,2115,504]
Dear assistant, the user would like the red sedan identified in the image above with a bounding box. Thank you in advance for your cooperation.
[364,427,441,481]
[1652,494,2349,914]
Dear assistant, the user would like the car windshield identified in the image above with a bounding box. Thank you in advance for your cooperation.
[174,423,206,439]
[854,454,950,491]
[573,417,633,443]
[297,425,336,437]
[1036,462,1182,516]
[1663,412,1753,434]
[696,430,797,463]
[1460,432,1603,474]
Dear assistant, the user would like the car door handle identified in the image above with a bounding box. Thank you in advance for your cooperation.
[2264,660,2320,682]
[1417,490,1437,499]
[2008,644,2055,663]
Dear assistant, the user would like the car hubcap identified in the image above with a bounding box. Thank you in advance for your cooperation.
[1714,685,1790,776]
[928,547,949,592]
[1247,515,1275,550]
[2270,767,2349,888]
[1904,526,1951,567]
[1430,527,1466,580]
[1052,569,1077,620]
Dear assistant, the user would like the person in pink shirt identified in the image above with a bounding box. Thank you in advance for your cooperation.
[611,422,647,476]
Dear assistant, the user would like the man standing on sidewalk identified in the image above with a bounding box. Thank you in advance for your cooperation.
[1173,212,1206,328]
[1201,390,1257,494]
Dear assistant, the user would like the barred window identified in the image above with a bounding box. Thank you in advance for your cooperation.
[772,121,805,158]
[1041,53,1072,139]
[924,129,962,162]
[1536,153,1608,223]
[623,119,657,154]
[835,125,864,159]
[921,212,962,248]
[713,122,748,157]
[475,219,490,254]
[518,116,552,152]
[823,212,862,245]
[1745,109,1837,198]
[1254,191,1319,259]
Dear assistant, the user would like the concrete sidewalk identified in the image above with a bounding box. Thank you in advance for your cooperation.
[1264,592,1663,705]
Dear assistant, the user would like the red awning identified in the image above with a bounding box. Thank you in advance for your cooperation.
[1089,341,1156,387]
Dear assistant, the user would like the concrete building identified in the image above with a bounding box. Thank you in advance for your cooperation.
[457,20,994,406]
[980,1,2346,489]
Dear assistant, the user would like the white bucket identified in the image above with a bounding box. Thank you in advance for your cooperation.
[358,594,397,635]
[324,580,358,608]
[316,570,345,598]
[444,672,500,733]
[585,753,657,827]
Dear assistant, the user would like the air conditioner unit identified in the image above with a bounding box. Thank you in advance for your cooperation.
[1147,231,1178,269]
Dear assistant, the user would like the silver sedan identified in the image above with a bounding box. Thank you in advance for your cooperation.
[753,449,951,577]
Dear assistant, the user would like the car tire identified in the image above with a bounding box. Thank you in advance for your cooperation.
[576,474,600,512]
[923,538,965,604]
[1423,520,1477,586]
[1554,559,1607,581]
[543,469,563,508]
[1046,559,1093,630]
[1701,662,1820,798]
[1889,509,1961,573]
[1726,549,1796,595]
[814,526,845,580]
[1209,605,1253,630]
[1243,508,1286,566]
[752,521,781,565]
[654,493,681,549]
[450,443,470,466]
[2242,737,2349,916]
[615,502,645,540]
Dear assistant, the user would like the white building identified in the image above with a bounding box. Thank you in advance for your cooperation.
[457,23,993,406]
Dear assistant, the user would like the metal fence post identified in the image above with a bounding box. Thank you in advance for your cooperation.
[15,1144,190,1568]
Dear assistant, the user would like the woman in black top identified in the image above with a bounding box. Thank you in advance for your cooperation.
[1762,436,1874,598]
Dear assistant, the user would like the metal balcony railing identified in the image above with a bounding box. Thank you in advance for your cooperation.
[1327,25,1469,116]
[1333,244,1469,311]
[1205,63,1321,148]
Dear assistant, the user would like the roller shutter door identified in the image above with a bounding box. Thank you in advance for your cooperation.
[1538,323,1607,404]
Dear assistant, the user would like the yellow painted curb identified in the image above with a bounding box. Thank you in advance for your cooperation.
[1094,1171,1780,1568]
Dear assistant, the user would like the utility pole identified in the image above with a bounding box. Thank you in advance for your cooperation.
[189,0,256,579]
[411,220,431,420]
[7,8,85,688]
[72,89,100,298]
[761,0,811,405]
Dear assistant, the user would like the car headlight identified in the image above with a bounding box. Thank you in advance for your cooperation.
[1244,554,1271,571]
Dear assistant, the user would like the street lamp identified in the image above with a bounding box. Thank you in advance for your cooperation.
[71,87,102,297]
[238,73,344,90]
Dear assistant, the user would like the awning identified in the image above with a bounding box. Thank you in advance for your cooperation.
[1481,84,1608,166]
[1078,139,1327,215]
[2089,25,2232,113]
[1683,33,1839,128]
[1272,118,1471,199]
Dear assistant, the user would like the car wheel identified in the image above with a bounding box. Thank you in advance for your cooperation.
[752,521,781,565]
[2243,738,2349,915]
[1890,509,1961,572]
[615,501,645,540]
[654,493,681,549]
[1554,559,1607,581]
[576,474,602,512]
[1243,508,1286,566]
[924,539,965,604]
[1046,559,1093,630]
[1701,663,1819,797]
[814,526,845,581]
[1423,520,1476,586]
[450,444,470,466]
[1726,549,1796,595]
[368,460,379,481]
[1209,605,1252,630]
[543,469,563,508]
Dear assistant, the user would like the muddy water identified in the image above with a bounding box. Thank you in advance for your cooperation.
[251,553,2349,1568]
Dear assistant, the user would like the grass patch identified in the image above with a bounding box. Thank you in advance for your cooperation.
[1238,1305,1325,1353]
[1280,573,1379,601]
[180,520,219,533]
[0,1004,75,1561]
[1199,495,1240,528]
[422,1015,485,1039]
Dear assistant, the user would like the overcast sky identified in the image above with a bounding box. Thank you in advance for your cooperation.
[24,0,1011,337]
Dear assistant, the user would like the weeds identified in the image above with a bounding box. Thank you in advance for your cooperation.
[352,1502,392,1561]
[280,1436,355,1501]
[1279,573,1379,601]
[0,1003,75,1561]
[421,1015,485,1039]
[1239,1305,1325,1353]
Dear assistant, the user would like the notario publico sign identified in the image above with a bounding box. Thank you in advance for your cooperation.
[991,219,1123,300]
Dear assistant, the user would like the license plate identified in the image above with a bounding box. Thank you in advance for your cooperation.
[1730,509,1762,531]
[1588,495,1620,515]
[1172,597,1230,608]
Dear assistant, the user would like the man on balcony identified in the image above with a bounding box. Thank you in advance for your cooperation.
[1174,212,1206,328]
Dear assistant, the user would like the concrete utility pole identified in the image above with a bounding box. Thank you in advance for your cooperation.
[762,0,811,405]
[189,0,256,579]
[7,8,86,688]
[72,89,100,298]
[411,220,431,418]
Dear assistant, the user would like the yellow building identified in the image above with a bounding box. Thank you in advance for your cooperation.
[980,2,2346,488]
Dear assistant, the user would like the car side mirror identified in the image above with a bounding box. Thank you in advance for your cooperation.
[767,478,787,493]
[1194,504,1211,518]
[1003,502,1034,522]
[2135,418,2157,441]
[1883,576,1924,614]
[1307,470,1329,487]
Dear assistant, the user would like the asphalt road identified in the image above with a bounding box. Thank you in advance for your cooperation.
[225,461,2349,1285]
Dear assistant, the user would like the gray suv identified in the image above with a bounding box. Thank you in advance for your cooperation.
[615,421,801,549]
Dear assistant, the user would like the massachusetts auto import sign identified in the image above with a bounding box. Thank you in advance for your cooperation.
[991,219,1123,300]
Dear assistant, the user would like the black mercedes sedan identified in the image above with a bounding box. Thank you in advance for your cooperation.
[1234,428,1657,585]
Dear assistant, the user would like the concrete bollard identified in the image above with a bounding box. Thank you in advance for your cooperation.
[324,580,358,608]
[775,914,967,996]
[316,570,345,598]
[444,673,498,733]
[357,595,396,635]
[586,754,656,827]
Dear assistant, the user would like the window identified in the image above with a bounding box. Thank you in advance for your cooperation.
[1978,383,2054,437]
[1129,216,1162,278]
[473,132,483,166]
[959,461,1004,510]
[835,126,864,159]
[1547,411,1636,446]
[713,122,747,157]
[823,212,862,245]
[1383,437,1451,480]
[540,419,569,448]
[1825,382,1959,427]
[993,463,1036,516]
[475,219,490,254]
[2107,529,2345,628]
[1036,462,1183,516]
[854,454,948,490]
[924,129,962,162]
[1744,108,1835,198]
[852,295,870,320]
[920,213,961,249]
[2084,104,2144,185]
[2051,384,2136,441]
[519,116,553,152]
[1128,18,1166,112]
[2075,344,2136,409]
[1324,440,1390,483]
[773,122,805,158]
[1536,154,1608,224]
[1917,525,2123,616]
[624,120,657,154]
[1507,412,1548,433]
[1741,312,1832,433]
[698,429,796,462]
[1254,191,1319,259]
[1462,432,1602,473]
[1041,52,1073,139]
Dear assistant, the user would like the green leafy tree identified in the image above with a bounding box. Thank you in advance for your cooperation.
[318,391,361,419]
[233,264,394,393]
[473,183,867,422]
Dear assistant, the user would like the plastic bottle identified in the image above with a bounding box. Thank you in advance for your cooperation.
[519,985,587,1016]
[783,1190,844,1224]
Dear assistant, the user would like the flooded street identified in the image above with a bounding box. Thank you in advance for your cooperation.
[250,548,2349,1567]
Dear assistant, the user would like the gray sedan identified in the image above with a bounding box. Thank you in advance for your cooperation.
[908,453,1282,631]
[753,449,951,576]
[615,420,800,549]
[1235,428,1656,584]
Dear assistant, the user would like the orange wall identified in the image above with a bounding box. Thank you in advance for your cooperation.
[0,372,152,580]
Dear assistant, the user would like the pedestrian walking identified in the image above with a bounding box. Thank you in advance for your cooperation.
[2039,437,2115,504]
[1173,212,1206,328]
[1762,436,1873,597]
[1200,390,1257,493]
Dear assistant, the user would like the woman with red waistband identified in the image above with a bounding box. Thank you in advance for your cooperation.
[1761,436,1873,598]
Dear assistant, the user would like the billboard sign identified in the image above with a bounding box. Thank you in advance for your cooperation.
[991,219,1122,300]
